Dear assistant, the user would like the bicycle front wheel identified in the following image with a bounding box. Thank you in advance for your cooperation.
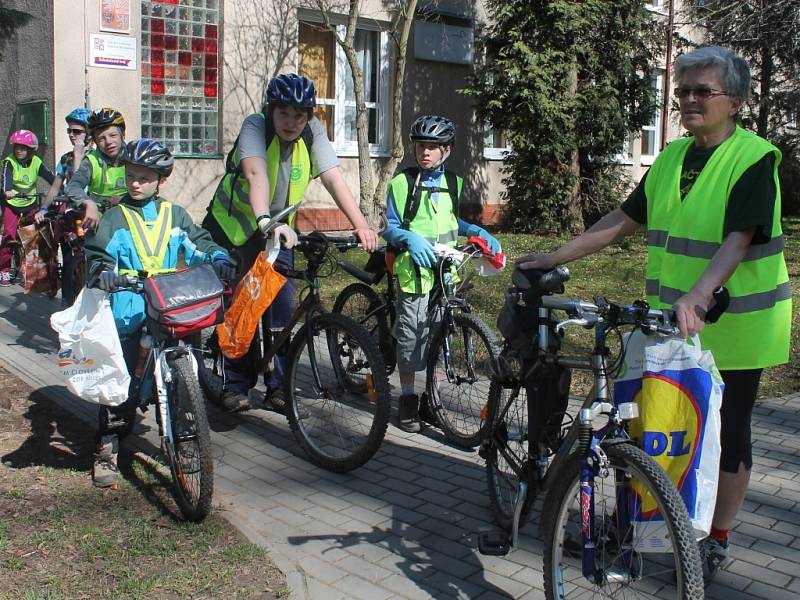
[541,441,703,600]
[484,381,534,529]
[285,313,390,472]
[164,354,214,522]
[426,311,499,448]
[332,282,395,375]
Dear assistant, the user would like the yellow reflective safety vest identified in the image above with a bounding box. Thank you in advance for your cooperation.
[118,201,176,276]
[86,150,127,197]
[389,169,462,294]
[211,113,312,246]
[4,155,42,208]
[644,126,791,369]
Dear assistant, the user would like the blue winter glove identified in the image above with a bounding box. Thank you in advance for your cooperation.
[96,270,117,292]
[384,228,436,269]
[466,224,501,254]
[211,253,237,281]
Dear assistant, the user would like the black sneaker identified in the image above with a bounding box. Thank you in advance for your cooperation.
[699,536,730,585]
[221,391,250,412]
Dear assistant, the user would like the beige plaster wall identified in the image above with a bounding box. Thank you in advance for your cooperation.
[53,0,141,163]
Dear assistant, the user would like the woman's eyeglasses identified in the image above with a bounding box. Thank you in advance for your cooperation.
[673,86,728,101]
[67,128,86,135]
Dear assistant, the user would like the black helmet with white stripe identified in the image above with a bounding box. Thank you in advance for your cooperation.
[123,138,174,177]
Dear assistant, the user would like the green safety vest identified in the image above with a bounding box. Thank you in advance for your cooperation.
[389,170,462,294]
[211,113,312,246]
[118,202,176,276]
[86,150,127,197]
[4,155,42,208]
[644,126,791,369]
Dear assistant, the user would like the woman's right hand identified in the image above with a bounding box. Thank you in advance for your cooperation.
[516,252,557,270]
[82,200,100,229]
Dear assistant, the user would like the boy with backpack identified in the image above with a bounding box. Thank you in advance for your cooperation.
[86,138,235,487]
[383,115,500,433]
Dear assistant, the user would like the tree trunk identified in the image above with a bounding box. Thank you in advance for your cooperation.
[565,57,584,234]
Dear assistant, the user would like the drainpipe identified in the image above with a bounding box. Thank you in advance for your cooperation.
[660,0,675,150]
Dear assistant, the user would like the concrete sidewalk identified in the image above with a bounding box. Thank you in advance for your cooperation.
[1,284,799,599]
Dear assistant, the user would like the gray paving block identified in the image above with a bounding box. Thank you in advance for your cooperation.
[467,569,532,599]
[331,574,394,600]
[743,581,800,600]
[415,488,463,509]
[726,559,791,587]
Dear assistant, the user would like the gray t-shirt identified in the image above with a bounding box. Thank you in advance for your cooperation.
[237,113,338,216]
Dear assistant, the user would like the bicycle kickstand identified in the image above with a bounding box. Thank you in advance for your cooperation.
[477,480,528,556]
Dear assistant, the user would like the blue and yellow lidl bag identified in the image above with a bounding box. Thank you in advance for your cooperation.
[614,332,723,549]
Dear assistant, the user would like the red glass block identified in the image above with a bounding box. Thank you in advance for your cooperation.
[205,24,217,39]
[164,35,177,51]
[151,64,164,79]
[204,83,217,98]
[204,67,217,83]
[151,79,165,95]
[151,34,165,49]
[179,51,192,66]
[191,37,204,53]
[204,53,217,68]
[204,38,217,54]
[150,18,164,34]
[151,49,164,65]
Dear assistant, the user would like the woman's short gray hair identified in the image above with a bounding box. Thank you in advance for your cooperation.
[674,46,751,99]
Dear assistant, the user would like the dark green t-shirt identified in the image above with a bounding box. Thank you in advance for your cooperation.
[620,145,776,244]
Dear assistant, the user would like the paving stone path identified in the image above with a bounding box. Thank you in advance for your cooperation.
[1,285,798,599]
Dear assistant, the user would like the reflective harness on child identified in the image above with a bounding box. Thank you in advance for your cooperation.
[118,202,176,276]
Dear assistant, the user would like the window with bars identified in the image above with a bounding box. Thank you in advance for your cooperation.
[141,0,220,156]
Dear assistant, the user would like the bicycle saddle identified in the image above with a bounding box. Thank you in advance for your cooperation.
[511,265,570,296]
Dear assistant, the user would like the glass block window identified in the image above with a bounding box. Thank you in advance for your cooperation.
[141,0,220,156]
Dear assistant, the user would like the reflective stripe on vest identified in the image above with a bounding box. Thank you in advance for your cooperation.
[87,150,127,197]
[211,116,311,246]
[389,171,461,294]
[644,126,791,369]
[4,155,42,207]
[119,202,175,275]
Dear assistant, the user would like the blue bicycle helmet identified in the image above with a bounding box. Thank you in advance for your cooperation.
[65,107,92,126]
[124,138,174,177]
[266,73,317,108]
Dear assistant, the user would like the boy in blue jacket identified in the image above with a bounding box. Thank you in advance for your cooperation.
[85,138,235,487]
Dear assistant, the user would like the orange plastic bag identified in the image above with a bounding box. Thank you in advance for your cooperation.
[216,251,287,359]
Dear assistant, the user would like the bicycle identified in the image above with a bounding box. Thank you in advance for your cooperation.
[1,192,44,284]
[477,265,727,599]
[198,205,392,473]
[111,268,215,522]
[332,240,500,448]
[35,194,87,304]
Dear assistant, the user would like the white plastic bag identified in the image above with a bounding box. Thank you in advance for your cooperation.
[614,331,723,548]
[50,287,131,406]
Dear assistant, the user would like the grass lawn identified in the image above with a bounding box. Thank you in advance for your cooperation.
[315,216,799,399]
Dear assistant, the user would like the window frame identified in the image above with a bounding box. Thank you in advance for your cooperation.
[482,123,511,161]
[640,71,663,166]
[298,11,390,158]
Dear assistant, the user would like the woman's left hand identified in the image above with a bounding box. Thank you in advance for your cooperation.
[672,289,713,338]
[354,227,379,252]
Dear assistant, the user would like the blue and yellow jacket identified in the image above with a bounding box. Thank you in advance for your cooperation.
[85,195,229,335]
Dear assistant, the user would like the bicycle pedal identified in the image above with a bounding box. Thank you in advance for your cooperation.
[477,528,512,556]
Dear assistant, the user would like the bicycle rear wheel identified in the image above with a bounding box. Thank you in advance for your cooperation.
[285,312,390,472]
[61,252,85,306]
[484,381,535,529]
[426,311,499,447]
[332,282,396,375]
[164,353,214,522]
[541,441,703,599]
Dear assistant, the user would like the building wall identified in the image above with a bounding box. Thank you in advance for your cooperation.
[0,0,55,174]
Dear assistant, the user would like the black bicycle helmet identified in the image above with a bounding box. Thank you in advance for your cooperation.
[87,107,126,136]
[266,73,317,108]
[124,138,174,176]
[409,115,456,146]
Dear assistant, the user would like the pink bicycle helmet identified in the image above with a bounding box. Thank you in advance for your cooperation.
[9,129,39,150]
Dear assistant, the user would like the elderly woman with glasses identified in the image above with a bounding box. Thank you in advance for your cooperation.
[517,46,791,585]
